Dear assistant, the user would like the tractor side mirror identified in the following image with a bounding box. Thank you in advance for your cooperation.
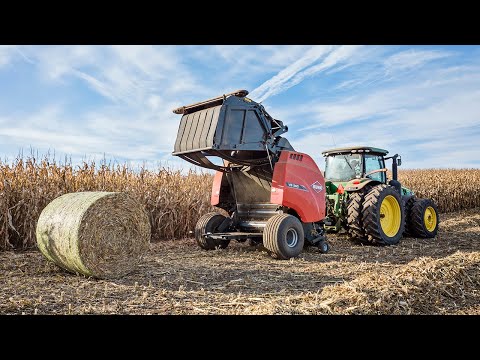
[397,157,402,166]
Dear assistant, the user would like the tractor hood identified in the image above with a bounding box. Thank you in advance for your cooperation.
[326,178,373,194]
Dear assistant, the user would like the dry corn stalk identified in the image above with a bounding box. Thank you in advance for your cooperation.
[1,154,479,251]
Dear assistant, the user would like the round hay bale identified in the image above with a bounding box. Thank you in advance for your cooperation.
[36,191,150,279]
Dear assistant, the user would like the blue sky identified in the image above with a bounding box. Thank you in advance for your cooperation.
[0,45,479,170]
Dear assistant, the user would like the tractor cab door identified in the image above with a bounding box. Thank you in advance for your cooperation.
[364,154,386,182]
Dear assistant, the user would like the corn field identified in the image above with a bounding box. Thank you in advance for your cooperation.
[398,169,480,213]
[0,156,215,250]
[1,155,479,250]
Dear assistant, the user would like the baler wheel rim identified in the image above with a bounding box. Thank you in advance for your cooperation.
[286,228,298,248]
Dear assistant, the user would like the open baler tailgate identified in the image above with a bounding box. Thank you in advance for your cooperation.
[172,90,281,171]
[173,105,222,155]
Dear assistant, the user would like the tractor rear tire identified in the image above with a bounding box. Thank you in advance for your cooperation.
[195,212,230,250]
[362,184,405,245]
[346,187,371,241]
[403,196,416,236]
[409,199,439,238]
[263,214,304,260]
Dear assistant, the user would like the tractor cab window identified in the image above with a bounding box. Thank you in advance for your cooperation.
[325,154,362,182]
[364,154,386,182]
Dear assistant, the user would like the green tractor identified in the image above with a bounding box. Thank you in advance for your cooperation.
[322,146,439,245]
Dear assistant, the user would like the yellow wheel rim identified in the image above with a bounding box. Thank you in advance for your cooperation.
[380,195,401,237]
[424,206,437,232]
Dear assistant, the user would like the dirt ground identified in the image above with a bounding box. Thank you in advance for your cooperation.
[1,208,479,315]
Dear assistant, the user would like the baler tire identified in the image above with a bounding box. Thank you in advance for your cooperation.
[195,212,230,250]
[263,214,304,260]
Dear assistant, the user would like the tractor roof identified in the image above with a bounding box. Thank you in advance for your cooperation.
[322,146,389,156]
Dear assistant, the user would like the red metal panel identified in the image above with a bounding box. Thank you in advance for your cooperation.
[211,171,223,205]
[270,151,326,223]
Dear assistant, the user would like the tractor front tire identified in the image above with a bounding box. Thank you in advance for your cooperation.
[263,214,305,260]
[409,199,439,238]
[195,212,230,250]
[362,185,405,245]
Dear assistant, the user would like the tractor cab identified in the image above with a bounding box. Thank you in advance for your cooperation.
[322,146,390,189]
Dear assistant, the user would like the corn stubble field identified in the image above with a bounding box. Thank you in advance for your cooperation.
[1,156,479,314]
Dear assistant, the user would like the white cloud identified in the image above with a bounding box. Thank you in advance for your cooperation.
[299,45,364,78]
[0,45,17,68]
[19,45,203,106]
[72,69,120,102]
[184,45,316,95]
[289,64,480,169]
[249,46,367,103]
[27,45,98,80]
[249,46,335,102]
[211,45,312,70]
[384,48,452,74]
[328,47,453,93]
[285,63,480,130]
